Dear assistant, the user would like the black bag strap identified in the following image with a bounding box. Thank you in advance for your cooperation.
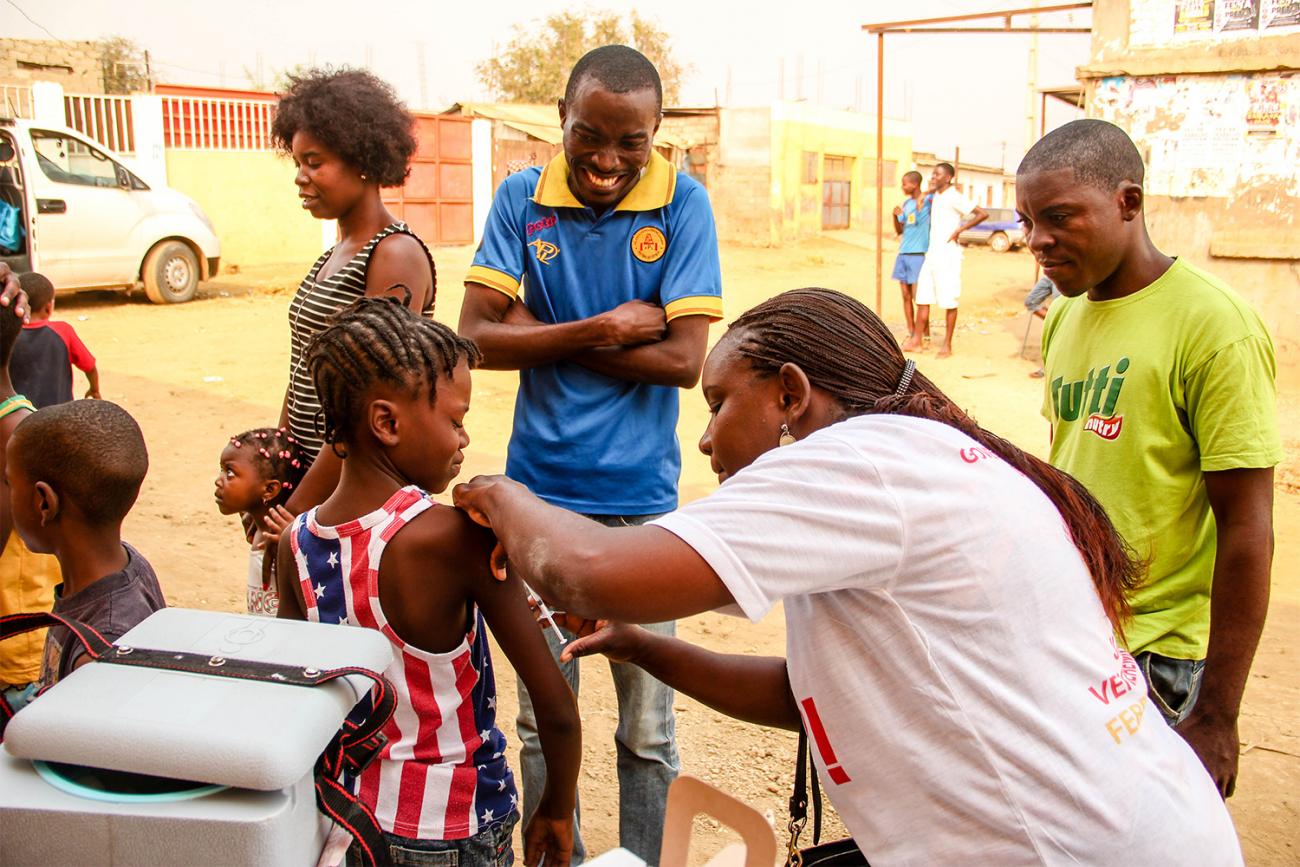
[787,726,868,867]
[0,612,397,866]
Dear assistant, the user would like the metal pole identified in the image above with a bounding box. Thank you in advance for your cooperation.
[875,32,884,315]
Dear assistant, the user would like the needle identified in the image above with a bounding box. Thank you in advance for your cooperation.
[522,581,567,645]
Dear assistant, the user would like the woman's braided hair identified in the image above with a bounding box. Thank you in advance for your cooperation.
[305,296,481,456]
[729,287,1139,637]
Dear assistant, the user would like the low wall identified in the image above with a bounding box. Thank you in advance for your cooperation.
[165,150,323,270]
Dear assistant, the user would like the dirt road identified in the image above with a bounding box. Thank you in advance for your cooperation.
[51,236,1298,863]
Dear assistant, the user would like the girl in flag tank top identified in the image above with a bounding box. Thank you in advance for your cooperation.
[275,297,580,866]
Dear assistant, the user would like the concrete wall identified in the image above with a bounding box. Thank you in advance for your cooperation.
[0,39,104,93]
[711,107,778,245]
[659,110,719,189]
[164,150,323,270]
[1082,0,1300,360]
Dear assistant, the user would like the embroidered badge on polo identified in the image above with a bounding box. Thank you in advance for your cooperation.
[631,227,667,263]
[529,239,560,265]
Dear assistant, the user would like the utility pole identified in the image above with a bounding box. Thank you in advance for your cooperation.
[1026,0,1040,150]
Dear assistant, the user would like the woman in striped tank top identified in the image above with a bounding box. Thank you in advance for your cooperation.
[277,298,581,866]
[264,68,436,540]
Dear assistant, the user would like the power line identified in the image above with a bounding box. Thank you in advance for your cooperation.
[5,0,57,40]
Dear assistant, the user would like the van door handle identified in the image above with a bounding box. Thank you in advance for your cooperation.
[37,198,67,214]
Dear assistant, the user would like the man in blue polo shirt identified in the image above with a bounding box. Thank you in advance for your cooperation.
[459,45,722,862]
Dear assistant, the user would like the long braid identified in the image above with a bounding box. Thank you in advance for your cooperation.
[730,287,1139,637]
[305,296,481,455]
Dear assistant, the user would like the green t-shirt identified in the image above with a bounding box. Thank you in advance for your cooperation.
[1041,258,1281,659]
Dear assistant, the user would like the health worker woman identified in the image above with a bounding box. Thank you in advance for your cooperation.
[453,287,1243,866]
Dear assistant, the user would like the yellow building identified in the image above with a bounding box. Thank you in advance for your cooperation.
[662,102,913,246]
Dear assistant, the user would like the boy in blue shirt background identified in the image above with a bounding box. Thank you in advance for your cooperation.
[893,170,930,351]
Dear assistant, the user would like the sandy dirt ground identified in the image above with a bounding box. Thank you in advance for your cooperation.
[48,234,1298,864]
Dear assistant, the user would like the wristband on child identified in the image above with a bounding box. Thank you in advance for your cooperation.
[0,395,33,420]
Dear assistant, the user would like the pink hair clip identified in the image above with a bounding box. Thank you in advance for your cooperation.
[230,439,242,447]
[291,460,301,468]
[259,448,270,457]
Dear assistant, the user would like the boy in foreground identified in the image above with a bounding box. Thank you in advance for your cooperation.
[0,285,163,693]
[1019,118,1280,799]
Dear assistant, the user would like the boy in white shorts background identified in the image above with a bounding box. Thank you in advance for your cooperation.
[915,162,987,358]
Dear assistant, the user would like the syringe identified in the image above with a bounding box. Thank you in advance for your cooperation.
[521,581,567,645]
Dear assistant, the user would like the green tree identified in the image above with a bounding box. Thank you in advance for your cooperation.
[477,10,686,104]
[97,37,151,95]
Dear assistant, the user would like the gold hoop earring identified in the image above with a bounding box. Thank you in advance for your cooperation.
[778,424,796,447]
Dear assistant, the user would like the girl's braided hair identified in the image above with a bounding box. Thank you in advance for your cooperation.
[228,427,307,506]
[728,287,1140,637]
[305,296,481,456]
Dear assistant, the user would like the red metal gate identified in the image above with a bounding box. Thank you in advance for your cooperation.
[382,114,474,245]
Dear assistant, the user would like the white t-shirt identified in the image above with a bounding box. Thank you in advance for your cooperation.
[927,186,977,255]
[652,415,1241,866]
[245,547,278,617]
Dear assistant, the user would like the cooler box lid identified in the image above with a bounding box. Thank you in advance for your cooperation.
[4,608,393,791]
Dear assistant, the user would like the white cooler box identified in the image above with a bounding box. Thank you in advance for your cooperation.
[0,608,393,867]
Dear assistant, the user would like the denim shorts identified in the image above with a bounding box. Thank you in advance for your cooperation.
[892,253,925,284]
[1136,652,1205,726]
[376,812,519,867]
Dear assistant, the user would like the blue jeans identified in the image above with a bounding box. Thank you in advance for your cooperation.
[379,812,519,866]
[516,513,680,865]
[1136,652,1205,726]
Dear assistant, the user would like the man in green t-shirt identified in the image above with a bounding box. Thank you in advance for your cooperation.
[1017,119,1280,800]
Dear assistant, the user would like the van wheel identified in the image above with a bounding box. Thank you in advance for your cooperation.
[989,231,1011,253]
[142,241,199,304]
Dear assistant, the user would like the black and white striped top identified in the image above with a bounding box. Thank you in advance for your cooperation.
[286,222,433,458]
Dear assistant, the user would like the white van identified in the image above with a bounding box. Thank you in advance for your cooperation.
[0,117,220,304]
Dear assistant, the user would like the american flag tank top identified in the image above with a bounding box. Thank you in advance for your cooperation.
[289,485,517,839]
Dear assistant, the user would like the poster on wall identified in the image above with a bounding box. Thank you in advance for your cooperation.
[1091,72,1299,199]
[1246,76,1284,134]
[1216,0,1261,30]
[1134,0,1300,40]
[1262,0,1300,27]
[1174,0,1216,33]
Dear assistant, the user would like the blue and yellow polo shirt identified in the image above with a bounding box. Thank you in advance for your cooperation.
[467,151,723,514]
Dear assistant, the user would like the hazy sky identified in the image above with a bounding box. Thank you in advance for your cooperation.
[8,0,1091,169]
